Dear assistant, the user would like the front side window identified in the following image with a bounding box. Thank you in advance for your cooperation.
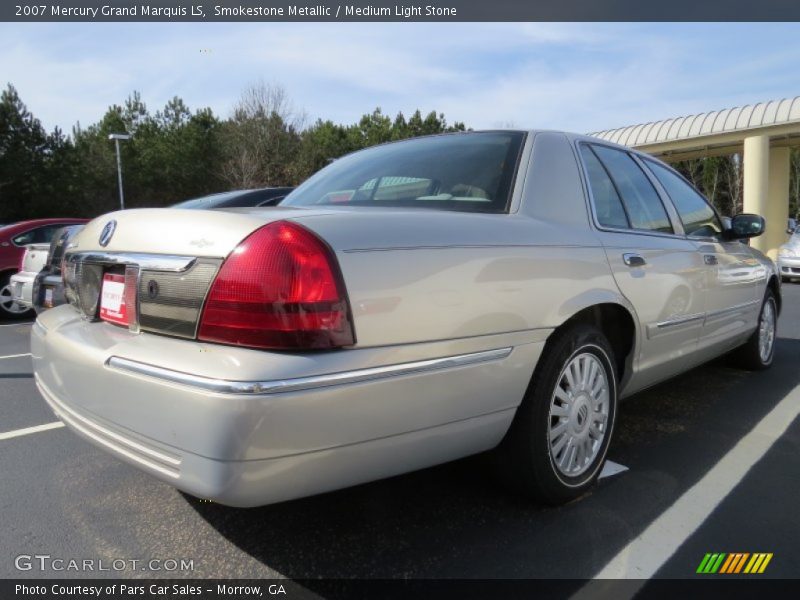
[590,145,673,234]
[282,131,525,213]
[646,160,722,238]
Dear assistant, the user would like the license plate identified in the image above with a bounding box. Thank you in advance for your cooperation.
[43,286,54,308]
[99,273,130,326]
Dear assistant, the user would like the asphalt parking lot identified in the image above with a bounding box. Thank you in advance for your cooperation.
[1,287,799,585]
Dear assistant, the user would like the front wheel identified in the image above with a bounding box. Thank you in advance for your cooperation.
[496,324,618,505]
[731,289,777,371]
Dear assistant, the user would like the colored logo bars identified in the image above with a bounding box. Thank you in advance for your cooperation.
[696,552,773,574]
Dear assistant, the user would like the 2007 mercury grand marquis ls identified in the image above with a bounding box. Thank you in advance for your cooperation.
[32,131,779,507]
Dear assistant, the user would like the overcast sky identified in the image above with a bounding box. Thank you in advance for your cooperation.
[2,22,800,135]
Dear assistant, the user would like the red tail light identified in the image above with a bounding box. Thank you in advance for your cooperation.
[198,221,355,350]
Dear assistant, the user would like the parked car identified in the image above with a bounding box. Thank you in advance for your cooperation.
[9,243,51,311]
[171,187,294,209]
[0,218,88,318]
[778,225,800,282]
[31,225,85,314]
[32,131,778,508]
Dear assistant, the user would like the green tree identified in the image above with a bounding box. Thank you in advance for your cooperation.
[1,80,472,220]
[0,84,52,220]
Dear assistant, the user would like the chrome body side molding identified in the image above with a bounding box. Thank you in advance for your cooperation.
[107,347,514,396]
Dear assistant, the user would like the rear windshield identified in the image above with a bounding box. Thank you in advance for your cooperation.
[282,131,526,213]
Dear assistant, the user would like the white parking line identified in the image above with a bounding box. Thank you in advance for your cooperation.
[0,421,64,441]
[580,381,800,588]
[0,353,31,360]
[598,460,628,479]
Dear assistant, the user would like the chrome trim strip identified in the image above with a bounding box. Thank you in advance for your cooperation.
[655,312,706,329]
[705,299,760,320]
[107,347,514,396]
[126,264,141,334]
[35,376,181,476]
[65,251,197,272]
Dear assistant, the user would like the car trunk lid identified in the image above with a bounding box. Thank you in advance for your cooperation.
[63,207,338,340]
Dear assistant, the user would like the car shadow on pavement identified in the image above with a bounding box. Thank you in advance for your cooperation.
[186,337,800,581]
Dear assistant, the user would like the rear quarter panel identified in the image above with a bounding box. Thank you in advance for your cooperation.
[335,241,623,348]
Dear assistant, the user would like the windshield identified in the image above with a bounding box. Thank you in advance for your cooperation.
[282,131,526,213]
[172,191,248,209]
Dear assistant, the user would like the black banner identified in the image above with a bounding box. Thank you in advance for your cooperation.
[4,579,800,600]
[3,0,800,22]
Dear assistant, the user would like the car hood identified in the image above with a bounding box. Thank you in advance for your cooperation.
[780,239,800,251]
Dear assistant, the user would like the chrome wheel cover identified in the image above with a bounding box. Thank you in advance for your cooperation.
[758,299,776,363]
[549,352,610,477]
[0,283,28,315]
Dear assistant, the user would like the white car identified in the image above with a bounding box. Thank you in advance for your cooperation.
[10,244,50,309]
[778,227,800,282]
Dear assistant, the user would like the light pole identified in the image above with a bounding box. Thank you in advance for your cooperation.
[108,133,130,210]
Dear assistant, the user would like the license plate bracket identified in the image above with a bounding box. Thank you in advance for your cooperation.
[99,273,130,326]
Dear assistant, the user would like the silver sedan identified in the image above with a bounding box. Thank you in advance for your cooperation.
[32,131,779,507]
[778,227,800,281]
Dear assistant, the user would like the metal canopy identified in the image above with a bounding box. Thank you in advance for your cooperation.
[590,97,800,148]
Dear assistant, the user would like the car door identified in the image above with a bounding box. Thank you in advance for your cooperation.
[578,143,708,393]
[643,159,762,358]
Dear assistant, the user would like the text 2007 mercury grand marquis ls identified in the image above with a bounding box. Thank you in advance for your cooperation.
[32,131,779,507]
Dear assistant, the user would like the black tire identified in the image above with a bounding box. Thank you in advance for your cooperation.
[730,289,777,371]
[0,272,34,320]
[495,324,618,505]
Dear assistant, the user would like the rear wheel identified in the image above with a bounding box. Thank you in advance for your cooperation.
[496,324,618,504]
[731,289,777,370]
[0,272,33,320]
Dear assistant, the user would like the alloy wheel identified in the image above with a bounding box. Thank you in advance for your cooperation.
[0,283,30,316]
[548,352,610,477]
[758,298,776,363]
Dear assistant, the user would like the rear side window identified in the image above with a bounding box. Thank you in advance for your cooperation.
[12,225,61,245]
[590,145,673,234]
[579,145,629,229]
[645,160,722,237]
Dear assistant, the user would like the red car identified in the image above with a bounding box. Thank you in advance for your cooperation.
[1,218,89,318]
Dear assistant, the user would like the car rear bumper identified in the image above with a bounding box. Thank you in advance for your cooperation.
[32,305,545,506]
[10,271,36,307]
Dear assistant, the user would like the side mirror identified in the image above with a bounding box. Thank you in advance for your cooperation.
[724,213,765,240]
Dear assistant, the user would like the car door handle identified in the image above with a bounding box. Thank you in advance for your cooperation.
[704,254,719,266]
[623,253,646,267]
